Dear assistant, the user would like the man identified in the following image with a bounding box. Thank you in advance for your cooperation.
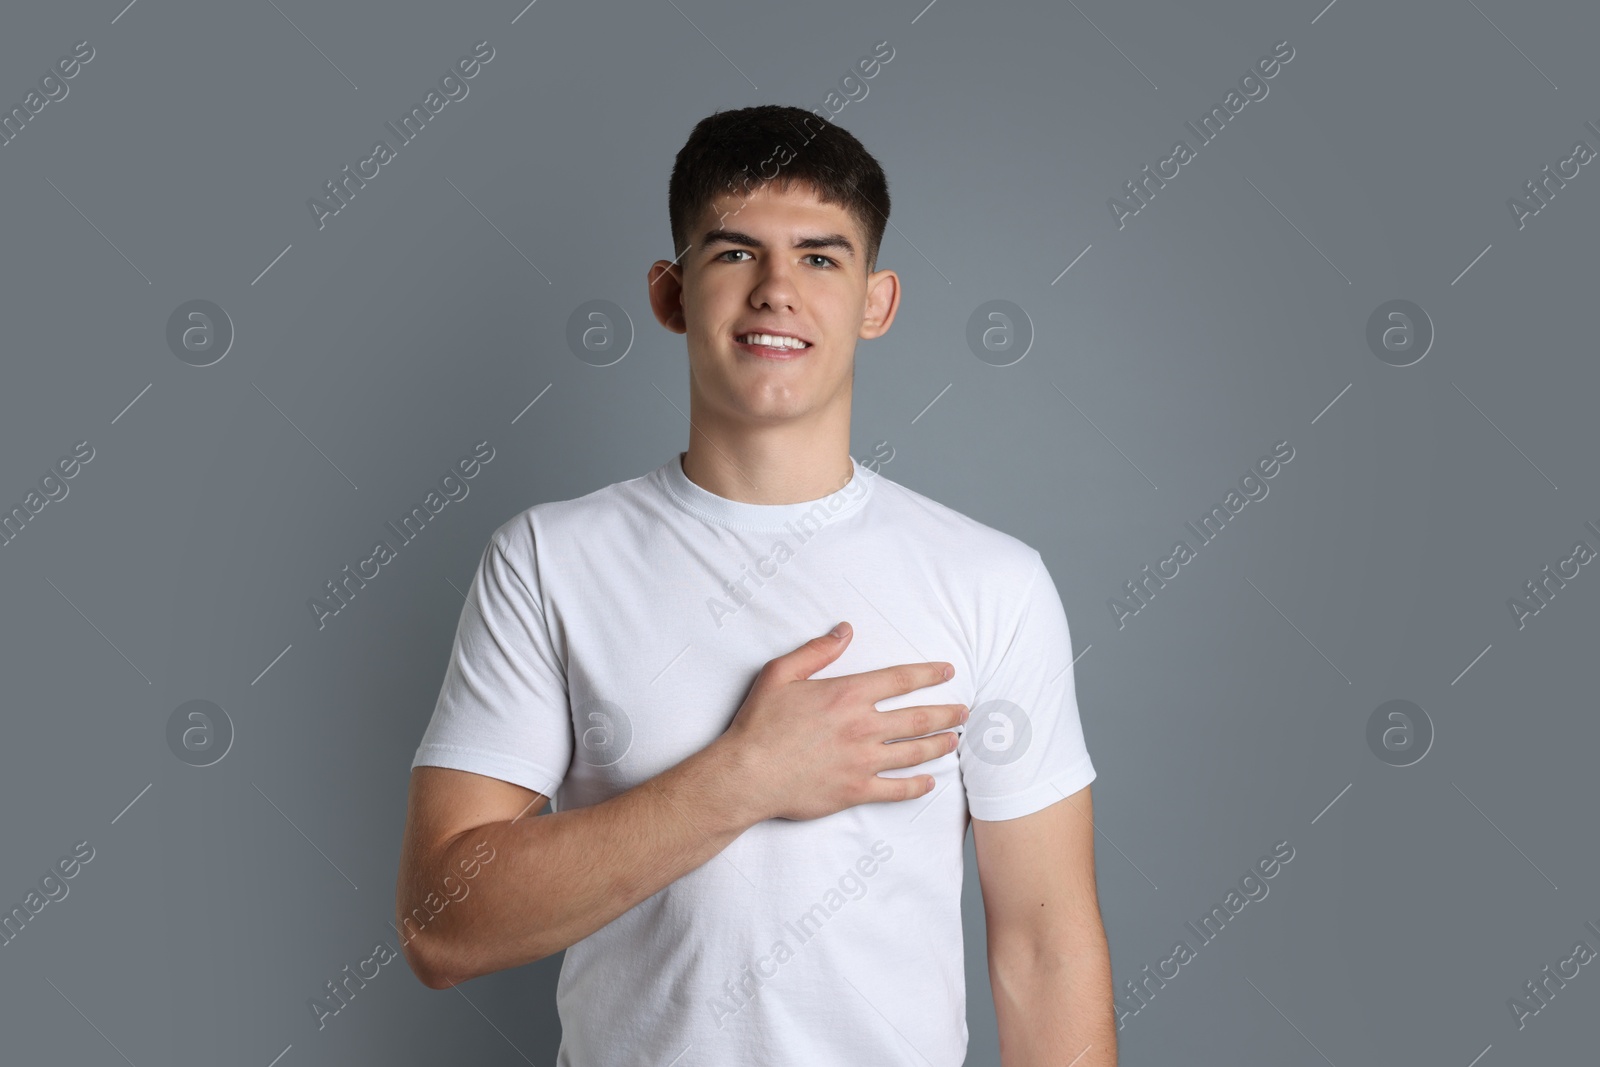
[395,104,1116,1065]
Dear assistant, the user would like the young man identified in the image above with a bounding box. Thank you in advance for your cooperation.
[396,105,1116,1065]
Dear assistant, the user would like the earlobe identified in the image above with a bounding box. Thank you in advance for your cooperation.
[647,260,688,335]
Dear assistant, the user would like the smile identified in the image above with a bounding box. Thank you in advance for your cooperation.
[734,333,813,360]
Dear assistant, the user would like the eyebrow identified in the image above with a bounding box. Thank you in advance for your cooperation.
[700,228,857,261]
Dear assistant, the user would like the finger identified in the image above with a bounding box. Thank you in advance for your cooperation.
[877,730,960,771]
[850,660,954,702]
[872,703,967,742]
[863,772,937,805]
[772,622,854,684]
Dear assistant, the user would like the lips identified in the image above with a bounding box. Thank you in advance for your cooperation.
[733,331,813,360]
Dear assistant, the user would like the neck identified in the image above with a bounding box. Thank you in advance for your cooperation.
[679,411,854,506]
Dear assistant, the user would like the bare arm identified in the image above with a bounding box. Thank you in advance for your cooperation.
[396,738,759,989]
[396,622,966,989]
[974,783,1118,1066]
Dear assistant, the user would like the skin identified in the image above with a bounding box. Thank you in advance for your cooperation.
[646,179,899,506]
[649,179,1115,1064]
[395,177,1115,1065]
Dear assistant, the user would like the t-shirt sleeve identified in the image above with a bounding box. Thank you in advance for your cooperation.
[959,551,1097,822]
[410,531,573,800]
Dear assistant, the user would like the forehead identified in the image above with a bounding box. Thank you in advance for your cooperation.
[698,180,863,242]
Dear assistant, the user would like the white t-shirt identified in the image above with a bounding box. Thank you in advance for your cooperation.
[411,451,1096,1066]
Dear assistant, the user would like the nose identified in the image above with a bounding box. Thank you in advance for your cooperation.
[748,258,799,314]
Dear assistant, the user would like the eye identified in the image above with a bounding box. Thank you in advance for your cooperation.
[805,254,838,268]
[716,249,753,262]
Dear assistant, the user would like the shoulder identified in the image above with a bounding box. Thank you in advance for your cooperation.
[486,465,657,567]
[867,469,1044,593]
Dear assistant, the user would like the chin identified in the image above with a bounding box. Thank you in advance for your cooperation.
[735,397,812,421]
[705,384,808,420]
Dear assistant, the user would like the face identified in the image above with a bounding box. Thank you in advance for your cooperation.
[648,181,899,429]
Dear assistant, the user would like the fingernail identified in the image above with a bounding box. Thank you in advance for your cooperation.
[832,622,849,638]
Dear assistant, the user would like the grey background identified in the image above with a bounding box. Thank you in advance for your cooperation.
[1,0,1594,1063]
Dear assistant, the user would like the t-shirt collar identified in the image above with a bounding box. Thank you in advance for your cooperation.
[657,450,874,532]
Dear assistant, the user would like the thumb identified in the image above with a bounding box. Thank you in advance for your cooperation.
[782,621,852,681]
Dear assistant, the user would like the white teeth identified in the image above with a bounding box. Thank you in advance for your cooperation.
[739,333,809,350]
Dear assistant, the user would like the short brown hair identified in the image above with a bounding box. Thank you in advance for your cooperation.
[668,104,892,273]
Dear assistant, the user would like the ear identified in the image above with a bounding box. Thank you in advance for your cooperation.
[647,259,688,334]
[859,267,900,340]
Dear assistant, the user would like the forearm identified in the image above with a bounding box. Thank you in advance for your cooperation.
[989,930,1118,1066]
[402,739,760,987]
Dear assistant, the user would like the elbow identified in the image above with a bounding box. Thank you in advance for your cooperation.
[415,960,457,992]
[399,926,467,990]
[400,925,554,988]
[421,970,461,991]
[411,951,464,991]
